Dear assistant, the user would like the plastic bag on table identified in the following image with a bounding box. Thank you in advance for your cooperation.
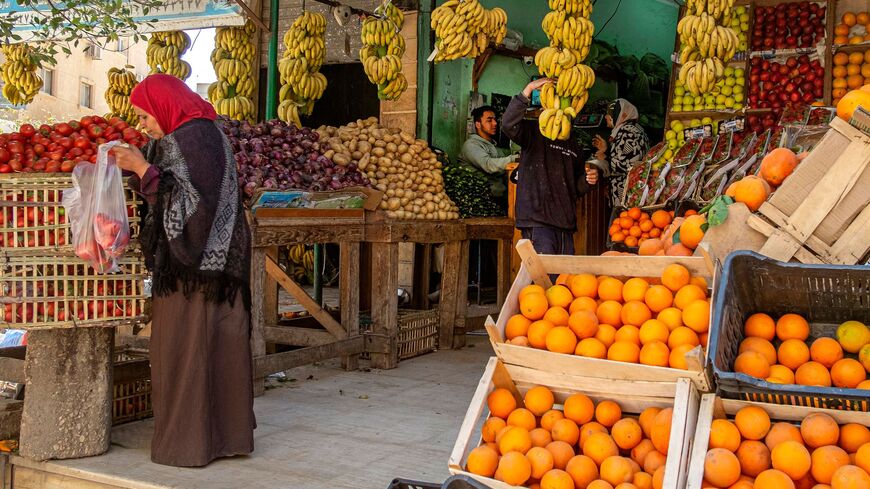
[62,141,131,273]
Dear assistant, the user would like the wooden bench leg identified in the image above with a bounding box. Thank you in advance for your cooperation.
[439,240,462,350]
[370,242,398,369]
[497,237,511,308]
[340,242,360,371]
[250,247,267,397]
[454,240,470,349]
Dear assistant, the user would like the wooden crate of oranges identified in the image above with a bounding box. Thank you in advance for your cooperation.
[485,240,714,392]
[449,357,702,489]
[686,395,870,489]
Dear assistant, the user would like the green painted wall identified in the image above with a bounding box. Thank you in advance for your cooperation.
[430,0,679,160]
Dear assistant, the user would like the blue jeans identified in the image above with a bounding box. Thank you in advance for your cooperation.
[520,227,575,256]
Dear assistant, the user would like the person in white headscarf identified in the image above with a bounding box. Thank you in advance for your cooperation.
[592,99,650,208]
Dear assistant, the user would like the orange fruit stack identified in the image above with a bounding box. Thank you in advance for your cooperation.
[608,208,673,249]
[733,313,870,389]
[701,404,870,489]
[506,264,711,371]
[833,11,870,46]
[468,384,676,488]
[832,48,870,106]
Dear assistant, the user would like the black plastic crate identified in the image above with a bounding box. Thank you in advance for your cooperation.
[387,475,489,489]
[709,251,870,411]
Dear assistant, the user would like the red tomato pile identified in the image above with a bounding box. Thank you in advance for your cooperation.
[0,116,146,174]
[2,276,138,324]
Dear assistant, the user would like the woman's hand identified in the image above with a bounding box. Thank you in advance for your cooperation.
[592,135,608,152]
[522,78,554,98]
[111,144,150,178]
[586,167,599,185]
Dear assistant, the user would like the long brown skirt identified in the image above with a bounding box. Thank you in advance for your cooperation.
[150,288,255,467]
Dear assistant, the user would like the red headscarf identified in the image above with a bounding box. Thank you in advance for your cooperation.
[130,74,217,135]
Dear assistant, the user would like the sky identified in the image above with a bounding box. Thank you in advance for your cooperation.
[182,28,218,93]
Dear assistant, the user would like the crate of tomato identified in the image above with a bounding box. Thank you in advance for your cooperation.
[0,117,146,254]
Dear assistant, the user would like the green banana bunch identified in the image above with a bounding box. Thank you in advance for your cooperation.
[209,20,258,122]
[0,44,42,106]
[360,1,408,100]
[105,66,139,123]
[536,0,595,139]
[431,0,510,62]
[278,11,327,126]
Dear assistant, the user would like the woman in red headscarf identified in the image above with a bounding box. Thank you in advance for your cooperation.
[112,74,255,467]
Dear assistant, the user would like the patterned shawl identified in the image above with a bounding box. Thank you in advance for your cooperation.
[140,119,251,310]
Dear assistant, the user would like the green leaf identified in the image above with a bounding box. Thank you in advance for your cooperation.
[706,196,732,227]
[672,228,681,245]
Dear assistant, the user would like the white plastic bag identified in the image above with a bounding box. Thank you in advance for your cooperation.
[62,141,131,273]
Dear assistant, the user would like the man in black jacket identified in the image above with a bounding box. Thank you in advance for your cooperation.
[502,78,599,255]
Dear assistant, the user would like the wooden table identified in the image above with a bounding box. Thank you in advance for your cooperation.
[248,212,515,394]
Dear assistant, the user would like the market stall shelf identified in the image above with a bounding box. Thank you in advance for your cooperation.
[448,357,702,489]
[685,395,870,489]
[746,116,870,264]
[487,240,715,392]
[249,211,514,394]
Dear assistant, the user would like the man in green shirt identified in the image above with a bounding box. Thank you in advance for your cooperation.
[457,105,518,198]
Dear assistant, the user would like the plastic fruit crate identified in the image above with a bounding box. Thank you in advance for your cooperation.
[0,174,140,254]
[709,250,870,411]
[0,254,148,329]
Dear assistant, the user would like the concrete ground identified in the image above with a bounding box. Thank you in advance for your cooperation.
[10,335,493,489]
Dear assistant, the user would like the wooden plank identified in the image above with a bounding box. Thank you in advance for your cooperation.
[252,336,366,379]
[665,380,701,489]
[339,242,361,371]
[463,217,515,240]
[537,254,713,278]
[453,240,470,349]
[686,394,717,489]
[251,225,364,247]
[265,255,347,340]
[448,357,499,472]
[365,220,467,243]
[250,247,267,397]
[828,203,870,264]
[264,246,279,348]
[497,237,511,309]
[263,326,335,347]
[777,139,870,241]
[746,214,824,264]
[370,242,398,369]
[439,241,463,350]
[494,342,711,392]
[515,239,553,288]
[695,203,767,264]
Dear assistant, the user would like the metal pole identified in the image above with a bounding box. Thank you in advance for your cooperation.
[265,0,280,119]
[416,0,435,141]
[313,244,323,305]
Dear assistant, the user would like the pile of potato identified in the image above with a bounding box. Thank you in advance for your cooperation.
[316,117,460,220]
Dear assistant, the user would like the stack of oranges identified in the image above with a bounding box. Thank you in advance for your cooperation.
[504,264,711,370]
[701,404,870,489]
[466,383,677,489]
[733,313,870,389]
[833,11,870,45]
[608,208,674,249]
[832,50,870,106]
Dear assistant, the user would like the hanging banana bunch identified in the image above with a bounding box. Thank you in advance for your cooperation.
[676,0,738,96]
[430,0,507,63]
[208,20,258,121]
[105,66,138,123]
[277,11,327,127]
[288,244,314,283]
[146,31,192,80]
[535,0,596,140]
[360,1,408,101]
[1,44,42,106]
